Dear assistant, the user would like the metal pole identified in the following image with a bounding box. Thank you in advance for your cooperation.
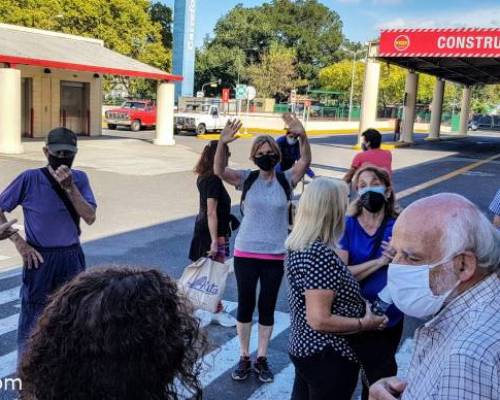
[244,99,250,135]
[348,53,356,122]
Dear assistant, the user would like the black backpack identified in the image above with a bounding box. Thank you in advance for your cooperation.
[240,170,294,225]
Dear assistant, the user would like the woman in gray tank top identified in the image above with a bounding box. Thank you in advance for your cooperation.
[214,114,312,384]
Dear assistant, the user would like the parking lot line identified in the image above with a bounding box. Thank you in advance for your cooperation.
[397,153,500,199]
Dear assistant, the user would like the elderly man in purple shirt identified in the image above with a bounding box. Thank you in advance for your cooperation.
[0,127,97,351]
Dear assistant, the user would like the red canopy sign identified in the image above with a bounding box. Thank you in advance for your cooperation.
[379,28,500,57]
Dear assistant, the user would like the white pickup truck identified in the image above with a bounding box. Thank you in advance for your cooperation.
[174,104,230,135]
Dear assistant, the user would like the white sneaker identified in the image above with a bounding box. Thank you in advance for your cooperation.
[211,310,237,327]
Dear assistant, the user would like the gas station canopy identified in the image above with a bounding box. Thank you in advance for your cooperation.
[378,28,500,85]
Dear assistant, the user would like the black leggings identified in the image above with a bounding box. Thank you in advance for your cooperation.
[233,256,284,326]
[290,347,359,400]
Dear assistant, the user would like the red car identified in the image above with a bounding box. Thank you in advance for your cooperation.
[105,100,156,132]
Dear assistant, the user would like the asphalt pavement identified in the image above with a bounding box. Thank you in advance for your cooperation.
[0,129,498,399]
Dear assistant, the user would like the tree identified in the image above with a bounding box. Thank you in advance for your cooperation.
[0,0,173,98]
[195,44,246,94]
[149,1,173,49]
[246,43,306,100]
[318,60,365,103]
[207,0,344,85]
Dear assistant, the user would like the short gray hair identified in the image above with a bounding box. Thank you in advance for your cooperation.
[440,198,500,273]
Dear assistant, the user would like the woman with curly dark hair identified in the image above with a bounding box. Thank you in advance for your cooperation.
[19,267,207,400]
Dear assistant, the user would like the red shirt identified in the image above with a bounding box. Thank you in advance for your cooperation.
[352,149,392,175]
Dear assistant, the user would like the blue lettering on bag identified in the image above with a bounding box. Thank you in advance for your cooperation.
[187,276,219,295]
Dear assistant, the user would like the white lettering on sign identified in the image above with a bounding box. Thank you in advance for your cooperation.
[437,35,500,50]
[187,0,196,51]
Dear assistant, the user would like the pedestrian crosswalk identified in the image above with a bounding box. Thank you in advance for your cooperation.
[0,270,415,400]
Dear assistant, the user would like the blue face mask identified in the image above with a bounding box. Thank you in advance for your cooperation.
[358,186,386,197]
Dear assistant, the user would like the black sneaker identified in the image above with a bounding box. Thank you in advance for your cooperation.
[253,356,274,383]
[231,356,252,381]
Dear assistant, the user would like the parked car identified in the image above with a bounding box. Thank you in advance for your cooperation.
[105,100,156,132]
[174,104,230,135]
[469,114,500,131]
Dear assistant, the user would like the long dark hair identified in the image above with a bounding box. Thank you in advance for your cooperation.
[20,267,207,400]
[194,140,227,177]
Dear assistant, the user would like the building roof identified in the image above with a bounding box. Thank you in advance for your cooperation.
[377,28,500,85]
[0,23,182,81]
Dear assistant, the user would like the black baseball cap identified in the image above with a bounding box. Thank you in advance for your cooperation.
[45,128,78,153]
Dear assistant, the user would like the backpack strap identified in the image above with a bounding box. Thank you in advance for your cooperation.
[41,167,81,236]
[240,170,260,216]
[240,170,293,217]
[275,171,292,201]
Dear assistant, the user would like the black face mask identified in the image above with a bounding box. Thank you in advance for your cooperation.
[360,191,386,213]
[254,154,279,172]
[48,154,75,170]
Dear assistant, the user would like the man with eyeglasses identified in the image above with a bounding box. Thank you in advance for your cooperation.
[0,127,97,352]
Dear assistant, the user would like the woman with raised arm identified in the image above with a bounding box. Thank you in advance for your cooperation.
[214,115,311,384]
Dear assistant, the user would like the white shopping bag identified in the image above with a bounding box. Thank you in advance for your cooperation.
[178,257,231,313]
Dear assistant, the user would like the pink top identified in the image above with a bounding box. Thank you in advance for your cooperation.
[234,249,285,261]
[352,149,392,175]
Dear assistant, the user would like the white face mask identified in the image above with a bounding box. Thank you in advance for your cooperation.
[387,258,460,319]
[286,136,298,146]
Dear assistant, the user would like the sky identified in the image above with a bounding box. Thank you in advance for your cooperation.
[162,0,500,48]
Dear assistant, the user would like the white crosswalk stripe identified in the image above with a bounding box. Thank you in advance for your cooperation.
[0,280,415,400]
[0,286,20,305]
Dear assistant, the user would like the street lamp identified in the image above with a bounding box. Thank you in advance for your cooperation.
[201,79,221,96]
[340,46,367,121]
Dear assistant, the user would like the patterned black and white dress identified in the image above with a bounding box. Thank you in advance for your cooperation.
[286,240,365,362]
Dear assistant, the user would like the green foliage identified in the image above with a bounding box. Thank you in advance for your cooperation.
[318,60,365,103]
[195,44,246,95]
[0,0,172,98]
[318,59,499,113]
[197,0,344,97]
[149,1,173,49]
[246,43,307,100]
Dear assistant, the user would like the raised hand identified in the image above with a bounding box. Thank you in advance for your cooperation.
[50,165,74,191]
[220,119,243,144]
[282,113,306,138]
[380,240,396,264]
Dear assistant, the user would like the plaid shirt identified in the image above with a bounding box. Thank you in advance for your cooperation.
[490,189,500,216]
[402,273,499,400]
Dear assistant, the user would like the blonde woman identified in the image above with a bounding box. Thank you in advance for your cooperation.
[285,178,387,400]
[214,115,311,383]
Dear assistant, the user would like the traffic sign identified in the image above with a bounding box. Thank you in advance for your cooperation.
[236,84,247,100]
[290,89,297,104]
[246,86,257,101]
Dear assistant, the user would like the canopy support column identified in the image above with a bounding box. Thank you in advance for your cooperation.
[428,78,445,140]
[459,85,472,136]
[359,45,381,143]
[154,81,175,146]
[0,67,23,154]
[401,71,418,143]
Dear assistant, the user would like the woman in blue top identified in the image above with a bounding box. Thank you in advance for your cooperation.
[337,165,403,400]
